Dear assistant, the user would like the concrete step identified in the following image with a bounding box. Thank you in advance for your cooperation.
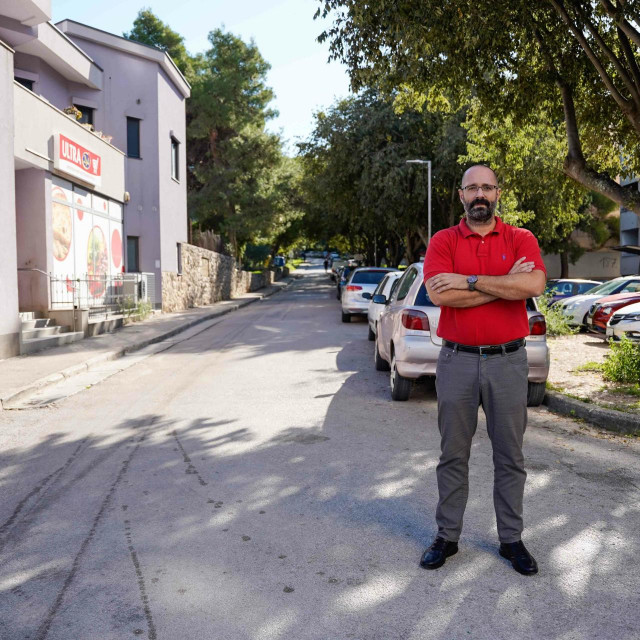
[21,325,69,340]
[20,331,85,355]
[19,311,45,321]
[21,318,54,330]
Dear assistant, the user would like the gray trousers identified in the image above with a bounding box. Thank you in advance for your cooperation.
[434,344,529,543]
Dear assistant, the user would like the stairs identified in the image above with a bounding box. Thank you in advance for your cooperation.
[19,312,85,355]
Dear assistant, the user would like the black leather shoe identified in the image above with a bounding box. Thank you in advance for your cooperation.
[499,540,538,575]
[420,536,458,570]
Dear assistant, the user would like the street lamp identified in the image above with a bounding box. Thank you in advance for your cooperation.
[406,159,432,244]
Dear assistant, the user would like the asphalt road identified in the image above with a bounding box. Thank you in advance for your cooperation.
[1,263,639,640]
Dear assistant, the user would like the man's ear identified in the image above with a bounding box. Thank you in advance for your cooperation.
[458,189,465,204]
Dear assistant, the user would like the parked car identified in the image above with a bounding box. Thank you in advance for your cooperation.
[544,279,600,304]
[341,267,398,322]
[330,258,349,281]
[585,290,640,337]
[372,262,549,404]
[556,276,640,329]
[367,271,403,341]
[335,266,353,299]
[606,301,640,342]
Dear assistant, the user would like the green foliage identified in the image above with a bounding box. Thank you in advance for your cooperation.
[602,336,640,384]
[316,1,640,213]
[299,90,467,264]
[537,294,578,336]
[575,361,604,372]
[119,298,152,322]
[186,29,301,261]
[124,9,193,79]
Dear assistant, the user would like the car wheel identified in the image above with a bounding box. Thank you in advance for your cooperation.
[341,311,351,323]
[390,353,412,401]
[374,333,390,372]
[368,324,375,341]
[527,381,546,407]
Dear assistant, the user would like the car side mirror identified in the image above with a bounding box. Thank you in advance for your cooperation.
[372,294,387,305]
[362,292,372,300]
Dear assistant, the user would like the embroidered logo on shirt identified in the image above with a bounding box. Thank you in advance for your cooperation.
[502,254,506,260]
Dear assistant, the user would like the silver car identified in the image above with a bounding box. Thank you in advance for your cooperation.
[341,267,398,323]
[366,271,402,341]
[556,276,640,328]
[372,262,550,405]
[606,301,640,342]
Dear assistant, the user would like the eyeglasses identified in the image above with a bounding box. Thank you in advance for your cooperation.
[461,184,499,194]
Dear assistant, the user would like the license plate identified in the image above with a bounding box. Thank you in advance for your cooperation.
[606,327,613,337]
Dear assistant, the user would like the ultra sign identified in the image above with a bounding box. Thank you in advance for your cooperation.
[53,134,102,187]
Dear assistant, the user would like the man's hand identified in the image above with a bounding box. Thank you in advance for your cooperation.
[509,257,535,275]
[428,273,468,294]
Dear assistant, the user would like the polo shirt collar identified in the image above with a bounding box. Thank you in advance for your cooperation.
[459,215,503,238]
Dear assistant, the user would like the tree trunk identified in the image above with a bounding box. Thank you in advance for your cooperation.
[560,251,569,278]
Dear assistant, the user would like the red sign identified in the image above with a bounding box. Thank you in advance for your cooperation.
[54,134,102,186]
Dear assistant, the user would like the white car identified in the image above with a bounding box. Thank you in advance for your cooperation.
[606,301,640,341]
[556,276,640,328]
[367,271,402,341]
[373,262,550,404]
[341,267,398,322]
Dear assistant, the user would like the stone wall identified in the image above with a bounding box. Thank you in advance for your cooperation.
[162,243,288,312]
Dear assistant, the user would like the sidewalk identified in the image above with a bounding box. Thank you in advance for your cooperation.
[0,276,298,410]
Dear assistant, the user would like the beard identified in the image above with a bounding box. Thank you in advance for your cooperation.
[464,197,497,223]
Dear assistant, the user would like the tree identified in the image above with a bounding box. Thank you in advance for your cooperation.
[124,8,193,79]
[299,91,467,264]
[316,1,640,215]
[187,29,291,262]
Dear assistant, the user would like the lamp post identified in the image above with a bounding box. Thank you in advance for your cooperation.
[406,159,432,244]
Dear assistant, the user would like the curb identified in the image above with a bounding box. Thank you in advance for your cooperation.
[1,276,299,410]
[543,390,640,435]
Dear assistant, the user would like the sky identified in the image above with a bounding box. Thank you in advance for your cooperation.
[51,0,352,153]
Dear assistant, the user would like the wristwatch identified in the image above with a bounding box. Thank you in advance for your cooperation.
[467,275,478,291]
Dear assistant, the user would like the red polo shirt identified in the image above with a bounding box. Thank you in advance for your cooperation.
[423,216,546,346]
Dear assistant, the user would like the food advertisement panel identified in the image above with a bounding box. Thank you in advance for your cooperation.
[92,194,109,217]
[109,220,124,278]
[73,206,92,305]
[73,186,91,210]
[51,180,74,281]
[108,200,122,222]
[87,216,109,301]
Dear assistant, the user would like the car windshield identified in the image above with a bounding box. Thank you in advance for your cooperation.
[414,283,437,307]
[577,283,598,294]
[587,279,636,295]
[351,270,392,285]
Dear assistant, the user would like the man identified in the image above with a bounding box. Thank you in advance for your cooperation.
[421,164,546,576]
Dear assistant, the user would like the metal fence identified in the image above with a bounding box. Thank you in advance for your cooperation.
[50,273,153,319]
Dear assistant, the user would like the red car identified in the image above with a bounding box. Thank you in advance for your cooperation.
[586,291,640,336]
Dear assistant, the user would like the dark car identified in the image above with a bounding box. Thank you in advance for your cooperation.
[544,279,600,304]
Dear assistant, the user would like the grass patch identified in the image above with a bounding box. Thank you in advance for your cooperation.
[574,361,604,373]
[604,384,640,397]
[564,392,592,403]
[602,336,640,384]
[546,381,565,392]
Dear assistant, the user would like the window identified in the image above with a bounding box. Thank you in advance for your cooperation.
[395,268,418,301]
[171,137,180,181]
[127,236,140,272]
[414,283,436,307]
[15,77,33,91]
[127,117,141,158]
[351,270,390,285]
[74,104,94,126]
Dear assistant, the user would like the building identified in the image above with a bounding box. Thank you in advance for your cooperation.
[0,1,189,358]
[56,20,190,301]
[618,177,640,275]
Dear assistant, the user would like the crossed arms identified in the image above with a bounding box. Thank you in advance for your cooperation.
[425,257,546,308]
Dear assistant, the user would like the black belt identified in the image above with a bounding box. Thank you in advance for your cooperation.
[443,338,525,355]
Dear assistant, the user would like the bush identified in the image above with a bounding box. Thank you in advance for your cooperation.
[537,293,578,337]
[602,336,640,384]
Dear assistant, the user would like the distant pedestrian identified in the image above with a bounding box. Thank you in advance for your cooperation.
[323,258,329,272]
[421,164,546,576]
